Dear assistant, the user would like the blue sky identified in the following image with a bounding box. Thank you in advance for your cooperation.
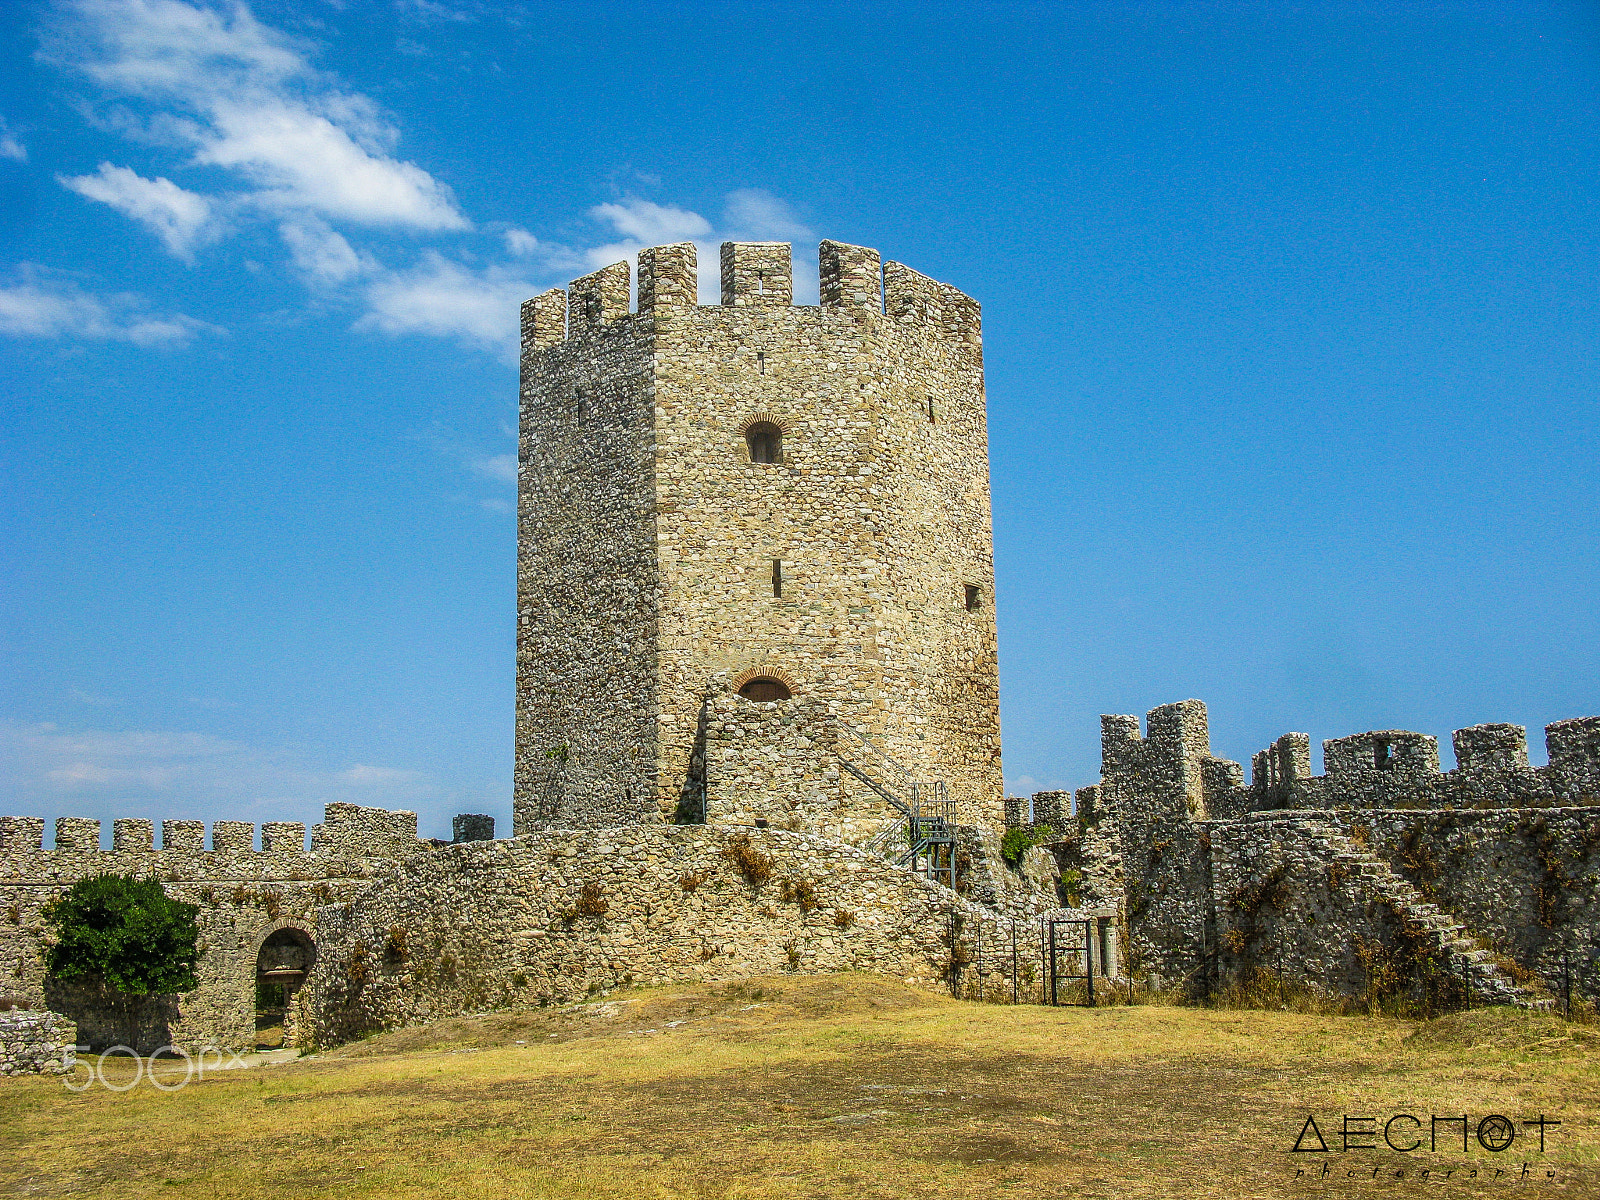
[2,0,1597,840]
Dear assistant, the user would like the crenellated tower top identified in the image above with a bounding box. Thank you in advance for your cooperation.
[521,240,981,354]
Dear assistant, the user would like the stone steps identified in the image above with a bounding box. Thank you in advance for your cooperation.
[1302,817,1551,1011]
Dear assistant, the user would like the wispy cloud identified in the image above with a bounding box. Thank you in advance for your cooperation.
[357,252,536,354]
[472,453,517,484]
[33,1,817,354]
[48,0,468,258]
[0,115,26,162]
[280,215,368,285]
[0,266,219,346]
[59,162,217,261]
[0,718,441,813]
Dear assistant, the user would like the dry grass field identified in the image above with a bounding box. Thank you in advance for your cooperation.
[2,974,1596,1199]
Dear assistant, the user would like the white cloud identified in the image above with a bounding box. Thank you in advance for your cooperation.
[357,252,534,353]
[0,115,25,162]
[0,267,219,346]
[59,162,216,260]
[280,216,367,284]
[6,723,241,791]
[590,198,712,246]
[473,453,517,484]
[0,719,442,813]
[40,5,822,352]
[200,97,468,229]
[503,227,539,256]
[721,188,812,242]
[51,0,468,234]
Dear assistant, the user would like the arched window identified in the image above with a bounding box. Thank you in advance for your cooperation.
[745,422,782,464]
[739,677,792,702]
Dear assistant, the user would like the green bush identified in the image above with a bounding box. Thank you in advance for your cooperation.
[44,873,201,1044]
[1001,827,1037,867]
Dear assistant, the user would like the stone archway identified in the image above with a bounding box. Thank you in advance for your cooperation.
[254,926,317,1050]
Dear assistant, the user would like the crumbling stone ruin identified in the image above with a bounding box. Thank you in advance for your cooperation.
[1028,700,1600,1010]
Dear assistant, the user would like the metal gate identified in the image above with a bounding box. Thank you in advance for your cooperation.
[1041,917,1096,1006]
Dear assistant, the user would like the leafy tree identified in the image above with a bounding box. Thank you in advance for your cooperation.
[43,874,201,1045]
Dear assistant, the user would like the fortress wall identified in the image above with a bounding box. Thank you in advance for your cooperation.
[0,1010,76,1076]
[1042,785,1125,912]
[1095,702,1218,989]
[1351,807,1600,997]
[0,804,423,1052]
[1240,719,1599,812]
[1089,700,1600,1004]
[304,826,1050,1046]
[1207,812,1444,1000]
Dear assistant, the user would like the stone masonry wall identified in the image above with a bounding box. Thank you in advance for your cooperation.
[304,826,1048,1046]
[515,265,659,830]
[0,1009,76,1076]
[1208,812,1431,1000]
[515,239,1003,836]
[1096,701,1222,991]
[1351,807,1600,998]
[0,804,427,1053]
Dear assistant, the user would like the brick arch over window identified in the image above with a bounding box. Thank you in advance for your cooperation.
[730,666,799,702]
[738,411,791,465]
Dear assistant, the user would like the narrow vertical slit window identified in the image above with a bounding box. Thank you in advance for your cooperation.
[757,351,765,375]
[964,584,981,612]
[772,559,783,598]
[927,396,936,423]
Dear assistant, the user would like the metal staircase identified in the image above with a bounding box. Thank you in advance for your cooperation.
[835,722,958,887]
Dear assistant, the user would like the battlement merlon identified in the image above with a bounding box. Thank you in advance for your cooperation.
[1250,732,1312,789]
[1453,723,1530,772]
[721,241,792,307]
[638,242,698,316]
[569,261,631,334]
[820,240,881,308]
[1322,731,1440,780]
[1547,716,1600,790]
[522,289,566,353]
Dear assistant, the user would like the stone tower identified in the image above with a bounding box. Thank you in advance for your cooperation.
[515,240,1001,838]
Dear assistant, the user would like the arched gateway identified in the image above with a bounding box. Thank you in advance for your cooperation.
[254,926,316,1049]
